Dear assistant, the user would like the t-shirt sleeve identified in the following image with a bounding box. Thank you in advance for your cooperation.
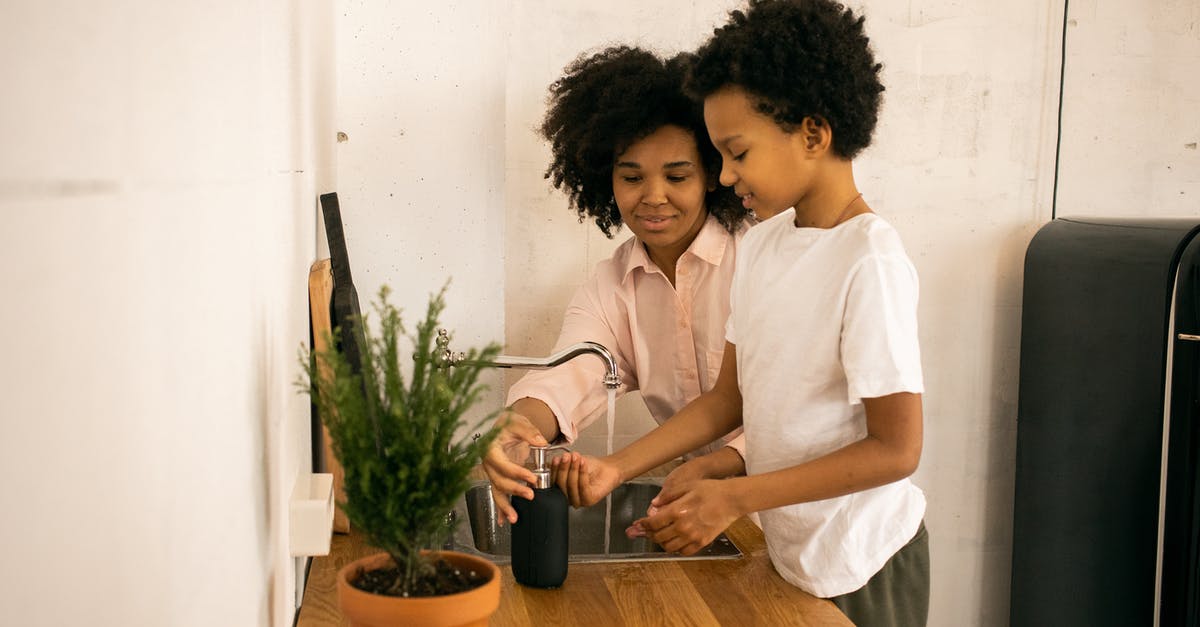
[841,253,924,403]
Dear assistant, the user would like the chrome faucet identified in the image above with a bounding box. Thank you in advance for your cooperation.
[434,328,620,389]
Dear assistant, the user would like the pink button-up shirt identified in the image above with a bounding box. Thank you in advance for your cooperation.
[506,216,746,459]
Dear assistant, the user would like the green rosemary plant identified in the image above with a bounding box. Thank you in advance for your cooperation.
[299,283,501,596]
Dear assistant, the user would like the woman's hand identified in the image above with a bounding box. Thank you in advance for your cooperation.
[481,410,547,525]
[634,478,741,555]
[551,451,622,508]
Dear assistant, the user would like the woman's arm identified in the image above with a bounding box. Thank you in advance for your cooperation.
[504,278,632,443]
[484,273,630,523]
[480,397,559,524]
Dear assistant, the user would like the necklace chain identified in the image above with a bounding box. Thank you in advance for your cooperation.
[832,192,864,226]
[795,192,864,228]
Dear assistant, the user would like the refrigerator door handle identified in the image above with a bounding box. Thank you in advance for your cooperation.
[1178,333,1200,341]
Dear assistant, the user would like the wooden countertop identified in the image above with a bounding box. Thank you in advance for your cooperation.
[297,516,852,626]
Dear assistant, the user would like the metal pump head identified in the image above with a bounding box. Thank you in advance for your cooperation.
[528,444,568,489]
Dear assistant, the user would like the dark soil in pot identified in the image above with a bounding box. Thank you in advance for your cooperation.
[351,557,491,597]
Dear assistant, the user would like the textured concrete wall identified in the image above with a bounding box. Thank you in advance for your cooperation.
[338,1,1198,625]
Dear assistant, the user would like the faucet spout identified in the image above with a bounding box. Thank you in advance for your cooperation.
[486,342,620,389]
[434,329,620,389]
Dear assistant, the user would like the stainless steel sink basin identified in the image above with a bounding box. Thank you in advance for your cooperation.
[447,479,742,564]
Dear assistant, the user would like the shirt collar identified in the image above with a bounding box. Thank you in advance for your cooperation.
[621,215,731,282]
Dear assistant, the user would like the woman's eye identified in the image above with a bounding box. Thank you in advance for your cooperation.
[732,151,747,162]
[621,175,642,183]
[667,175,688,183]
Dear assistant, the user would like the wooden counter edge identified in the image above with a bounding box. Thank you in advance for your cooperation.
[296,514,851,627]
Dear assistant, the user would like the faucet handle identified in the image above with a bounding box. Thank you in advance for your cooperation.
[431,328,465,368]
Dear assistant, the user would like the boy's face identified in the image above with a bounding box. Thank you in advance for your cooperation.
[704,86,814,220]
[612,124,710,260]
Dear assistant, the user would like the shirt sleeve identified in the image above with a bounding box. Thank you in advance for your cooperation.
[723,432,746,460]
[841,253,924,404]
[505,276,634,443]
[724,245,744,346]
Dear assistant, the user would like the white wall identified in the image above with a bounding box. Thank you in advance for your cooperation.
[1057,0,1200,218]
[853,4,1064,623]
[2,1,1191,626]
[333,0,509,425]
[0,2,334,626]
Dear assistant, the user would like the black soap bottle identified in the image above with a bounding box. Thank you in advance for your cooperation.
[510,445,569,588]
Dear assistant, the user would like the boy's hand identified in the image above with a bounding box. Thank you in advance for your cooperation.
[634,479,740,555]
[627,457,731,538]
[481,410,546,525]
[659,458,708,495]
[551,451,621,508]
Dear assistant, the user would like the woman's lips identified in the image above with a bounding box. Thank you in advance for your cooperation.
[740,193,754,209]
[638,215,675,231]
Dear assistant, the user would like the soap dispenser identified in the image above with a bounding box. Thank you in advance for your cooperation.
[510,444,569,588]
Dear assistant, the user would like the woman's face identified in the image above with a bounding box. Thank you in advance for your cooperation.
[612,124,710,265]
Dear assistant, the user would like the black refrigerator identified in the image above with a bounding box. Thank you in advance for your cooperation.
[1012,217,1200,626]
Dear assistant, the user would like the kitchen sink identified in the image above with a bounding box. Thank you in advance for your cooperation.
[446,479,742,564]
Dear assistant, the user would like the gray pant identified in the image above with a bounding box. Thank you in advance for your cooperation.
[830,521,930,627]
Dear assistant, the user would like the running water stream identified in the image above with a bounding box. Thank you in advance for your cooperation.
[603,387,616,554]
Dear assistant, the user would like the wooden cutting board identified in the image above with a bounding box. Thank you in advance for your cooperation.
[308,258,350,534]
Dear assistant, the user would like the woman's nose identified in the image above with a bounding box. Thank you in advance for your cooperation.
[642,179,667,206]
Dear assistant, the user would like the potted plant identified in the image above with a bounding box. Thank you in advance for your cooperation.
[300,284,504,627]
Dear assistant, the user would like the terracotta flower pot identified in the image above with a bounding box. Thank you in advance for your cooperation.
[337,551,501,627]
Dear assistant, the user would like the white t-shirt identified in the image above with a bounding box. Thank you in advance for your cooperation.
[727,209,926,598]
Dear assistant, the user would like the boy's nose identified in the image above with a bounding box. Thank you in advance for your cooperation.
[719,161,737,187]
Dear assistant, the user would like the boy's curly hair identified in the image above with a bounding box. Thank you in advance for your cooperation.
[541,46,747,237]
[687,0,884,159]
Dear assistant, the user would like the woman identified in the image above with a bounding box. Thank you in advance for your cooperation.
[484,46,752,523]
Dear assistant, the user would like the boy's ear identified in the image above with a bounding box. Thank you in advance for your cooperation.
[800,116,833,155]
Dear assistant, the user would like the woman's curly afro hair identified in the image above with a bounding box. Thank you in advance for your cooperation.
[687,0,884,160]
[540,46,747,238]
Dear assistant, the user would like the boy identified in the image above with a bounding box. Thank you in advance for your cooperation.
[553,2,929,625]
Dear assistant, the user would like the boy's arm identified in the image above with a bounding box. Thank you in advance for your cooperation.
[553,342,743,507]
[611,342,743,481]
[640,391,922,555]
[729,391,922,512]
[679,445,746,480]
